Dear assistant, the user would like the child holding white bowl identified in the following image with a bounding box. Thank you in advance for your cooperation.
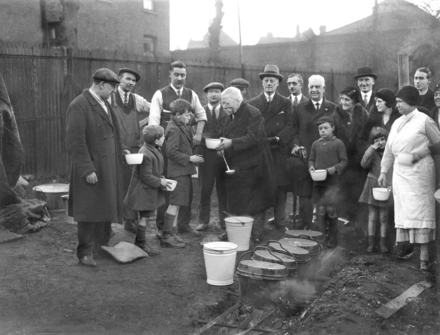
[123,125,171,256]
[359,127,393,253]
[309,116,348,248]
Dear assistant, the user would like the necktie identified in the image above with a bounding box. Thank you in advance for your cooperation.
[267,95,272,104]
[211,108,217,121]
[294,96,298,107]
[364,95,368,107]
[124,92,128,106]
[177,90,181,99]
[315,103,320,110]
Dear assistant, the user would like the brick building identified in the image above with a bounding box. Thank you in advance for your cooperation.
[0,0,170,58]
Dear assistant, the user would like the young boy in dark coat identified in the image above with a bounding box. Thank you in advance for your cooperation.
[161,99,204,248]
[309,116,348,248]
[124,125,170,256]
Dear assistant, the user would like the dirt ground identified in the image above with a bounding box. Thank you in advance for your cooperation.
[1,180,440,335]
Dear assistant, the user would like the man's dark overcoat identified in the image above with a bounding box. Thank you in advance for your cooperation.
[248,92,293,186]
[222,101,275,215]
[66,89,124,223]
[291,98,337,196]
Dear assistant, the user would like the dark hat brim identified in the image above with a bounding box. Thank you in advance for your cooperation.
[353,73,377,80]
[118,68,140,81]
[259,72,284,82]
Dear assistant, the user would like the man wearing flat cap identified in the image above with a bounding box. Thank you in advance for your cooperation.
[230,78,250,100]
[148,60,207,237]
[248,64,293,231]
[110,68,151,234]
[66,68,128,267]
[354,66,378,111]
[194,82,228,231]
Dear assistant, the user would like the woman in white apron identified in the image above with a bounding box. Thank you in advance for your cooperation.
[379,86,440,271]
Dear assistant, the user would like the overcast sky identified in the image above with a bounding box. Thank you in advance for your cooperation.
[169,0,428,50]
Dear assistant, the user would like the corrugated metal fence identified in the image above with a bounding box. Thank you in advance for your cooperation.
[0,45,352,178]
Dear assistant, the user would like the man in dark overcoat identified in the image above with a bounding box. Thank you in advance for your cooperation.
[248,64,293,230]
[292,74,336,229]
[66,68,127,267]
[216,87,276,242]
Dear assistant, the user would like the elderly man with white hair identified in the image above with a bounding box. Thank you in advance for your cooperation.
[291,74,337,229]
[216,87,276,243]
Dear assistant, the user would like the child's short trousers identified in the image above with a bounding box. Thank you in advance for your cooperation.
[169,175,192,206]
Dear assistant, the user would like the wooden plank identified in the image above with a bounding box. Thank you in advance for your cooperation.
[235,309,276,335]
[190,302,240,335]
[375,280,433,319]
[196,320,273,333]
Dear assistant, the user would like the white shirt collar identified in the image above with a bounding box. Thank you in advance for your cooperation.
[208,103,220,111]
[170,83,183,95]
[118,86,130,102]
[89,88,108,114]
[362,90,372,101]
[312,98,323,108]
[292,93,302,102]
[264,92,274,102]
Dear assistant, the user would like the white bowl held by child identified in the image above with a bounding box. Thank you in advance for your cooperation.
[372,187,391,201]
[165,179,178,191]
[125,153,143,165]
[310,169,327,181]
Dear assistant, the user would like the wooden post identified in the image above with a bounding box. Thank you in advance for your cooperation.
[398,53,410,89]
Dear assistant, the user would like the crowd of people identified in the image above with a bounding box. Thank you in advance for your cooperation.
[65,61,440,272]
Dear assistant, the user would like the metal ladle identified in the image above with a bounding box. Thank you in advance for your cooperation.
[220,152,235,175]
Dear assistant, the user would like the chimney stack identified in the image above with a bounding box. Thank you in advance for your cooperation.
[319,25,326,35]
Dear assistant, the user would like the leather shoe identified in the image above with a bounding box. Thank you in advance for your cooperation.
[160,234,186,248]
[178,226,201,237]
[267,217,276,226]
[196,223,210,231]
[79,256,97,267]
[135,241,161,256]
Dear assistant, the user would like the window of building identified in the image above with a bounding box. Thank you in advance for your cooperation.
[143,35,156,56]
[143,0,154,11]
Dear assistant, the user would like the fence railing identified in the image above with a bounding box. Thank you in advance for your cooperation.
[0,45,352,178]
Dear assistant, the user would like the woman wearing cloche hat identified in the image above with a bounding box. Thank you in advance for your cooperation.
[333,86,369,222]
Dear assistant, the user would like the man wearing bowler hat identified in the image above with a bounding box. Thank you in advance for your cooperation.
[195,82,228,232]
[354,66,378,111]
[66,68,127,267]
[248,64,293,231]
[110,68,151,234]
[230,78,250,100]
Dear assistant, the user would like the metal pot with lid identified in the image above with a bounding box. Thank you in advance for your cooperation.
[252,249,297,277]
[236,246,288,307]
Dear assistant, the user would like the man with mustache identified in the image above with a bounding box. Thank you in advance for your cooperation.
[354,66,377,111]
[110,68,151,233]
[148,61,207,237]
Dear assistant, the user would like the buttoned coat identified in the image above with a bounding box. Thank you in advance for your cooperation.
[248,92,293,186]
[165,117,197,178]
[66,89,124,223]
[222,101,276,215]
[123,144,165,211]
[291,98,337,196]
